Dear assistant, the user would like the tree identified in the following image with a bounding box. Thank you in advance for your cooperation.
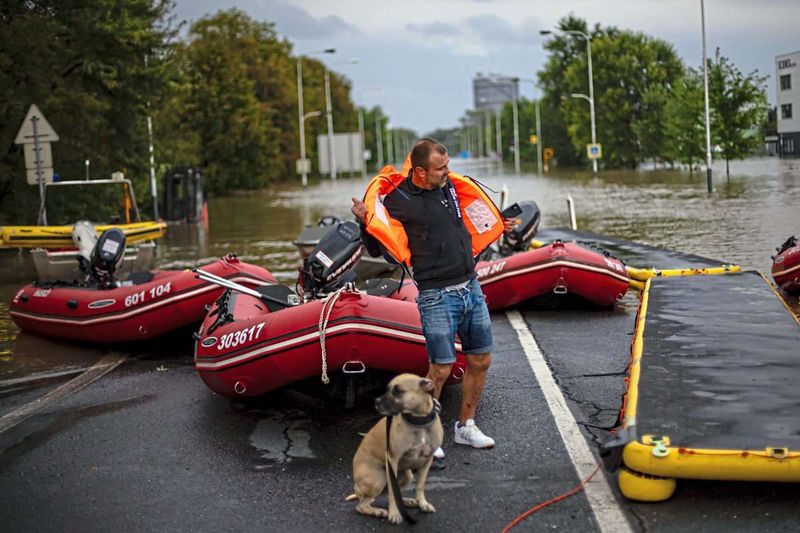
[0,0,177,223]
[708,49,768,176]
[537,15,602,167]
[561,31,683,168]
[664,70,706,169]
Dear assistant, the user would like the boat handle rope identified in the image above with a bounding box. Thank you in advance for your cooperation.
[318,286,359,384]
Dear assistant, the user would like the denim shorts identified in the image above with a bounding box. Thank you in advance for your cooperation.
[416,277,494,365]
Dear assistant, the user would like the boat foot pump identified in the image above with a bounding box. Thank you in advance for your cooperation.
[300,220,362,298]
[87,228,126,288]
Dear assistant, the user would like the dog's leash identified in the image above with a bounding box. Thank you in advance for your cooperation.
[385,415,417,525]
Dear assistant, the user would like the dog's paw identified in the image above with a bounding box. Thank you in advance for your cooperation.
[402,497,418,508]
[418,501,436,513]
[387,512,403,524]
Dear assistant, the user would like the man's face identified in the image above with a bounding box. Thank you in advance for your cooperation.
[417,151,450,189]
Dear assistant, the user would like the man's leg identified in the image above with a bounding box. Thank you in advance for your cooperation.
[458,353,491,424]
[426,362,452,400]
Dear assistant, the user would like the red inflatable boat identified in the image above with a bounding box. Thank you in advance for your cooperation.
[9,255,275,343]
[772,236,800,293]
[476,240,629,308]
[194,286,466,398]
[193,220,467,398]
[366,240,629,310]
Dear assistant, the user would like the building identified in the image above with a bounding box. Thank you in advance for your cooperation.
[776,50,800,158]
[473,73,518,112]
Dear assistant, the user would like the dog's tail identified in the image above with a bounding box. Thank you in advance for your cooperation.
[345,493,357,502]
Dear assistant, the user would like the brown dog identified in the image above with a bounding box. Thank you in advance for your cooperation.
[346,373,443,524]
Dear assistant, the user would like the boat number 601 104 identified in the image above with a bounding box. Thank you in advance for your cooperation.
[218,322,265,350]
[124,282,172,307]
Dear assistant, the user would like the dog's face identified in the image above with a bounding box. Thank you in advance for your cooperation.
[375,373,435,416]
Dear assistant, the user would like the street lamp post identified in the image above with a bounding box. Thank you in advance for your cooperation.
[495,110,502,165]
[296,48,335,188]
[300,111,322,187]
[701,0,713,192]
[518,78,544,175]
[375,109,384,169]
[512,87,520,174]
[541,29,597,175]
[357,86,382,179]
[323,68,336,179]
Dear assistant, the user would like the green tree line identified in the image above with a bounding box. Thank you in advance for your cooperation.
[459,15,768,174]
[532,16,767,171]
[0,4,402,224]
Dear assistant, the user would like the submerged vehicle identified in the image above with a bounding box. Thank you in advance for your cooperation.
[9,227,274,343]
[771,236,800,293]
[194,221,465,398]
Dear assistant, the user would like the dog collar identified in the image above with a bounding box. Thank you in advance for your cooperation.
[400,398,441,428]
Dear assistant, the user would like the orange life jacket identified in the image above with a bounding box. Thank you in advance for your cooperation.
[361,158,504,267]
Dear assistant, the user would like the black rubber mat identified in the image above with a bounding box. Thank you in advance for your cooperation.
[636,271,800,449]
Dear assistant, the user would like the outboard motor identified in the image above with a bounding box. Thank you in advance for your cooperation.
[88,228,126,288]
[502,201,541,253]
[71,220,98,273]
[300,220,362,298]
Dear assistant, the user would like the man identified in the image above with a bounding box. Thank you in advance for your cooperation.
[351,138,513,466]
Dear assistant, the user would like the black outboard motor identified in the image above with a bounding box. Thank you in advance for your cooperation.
[88,228,126,288]
[502,201,541,253]
[300,221,362,298]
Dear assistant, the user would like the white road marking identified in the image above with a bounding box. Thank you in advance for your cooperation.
[505,310,632,533]
[0,352,127,435]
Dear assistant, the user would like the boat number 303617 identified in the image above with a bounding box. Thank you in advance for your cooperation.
[124,282,172,307]
[217,322,265,350]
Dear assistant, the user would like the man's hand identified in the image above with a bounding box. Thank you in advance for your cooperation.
[351,197,367,224]
[503,218,518,234]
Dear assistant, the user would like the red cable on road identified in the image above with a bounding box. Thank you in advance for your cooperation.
[501,462,603,533]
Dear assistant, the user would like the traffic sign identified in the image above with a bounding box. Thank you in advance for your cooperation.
[586,143,602,160]
[23,143,52,170]
[529,135,538,145]
[15,104,59,144]
[296,158,311,174]
[26,167,54,185]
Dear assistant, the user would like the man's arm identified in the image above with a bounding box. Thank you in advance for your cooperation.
[351,197,383,258]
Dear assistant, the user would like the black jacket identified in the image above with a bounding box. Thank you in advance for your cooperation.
[362,177,476,290]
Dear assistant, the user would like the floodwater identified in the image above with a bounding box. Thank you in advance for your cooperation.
[0,156,798,384]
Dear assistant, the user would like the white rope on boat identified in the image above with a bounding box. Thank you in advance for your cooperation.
[317,284,359,384]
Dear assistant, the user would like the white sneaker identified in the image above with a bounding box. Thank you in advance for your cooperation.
[433,446,445,460]
[454,419,495,448]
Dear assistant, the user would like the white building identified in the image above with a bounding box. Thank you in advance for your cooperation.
[776,50,800,158]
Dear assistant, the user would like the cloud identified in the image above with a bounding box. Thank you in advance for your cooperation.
[465,14,531,46]
[261,1,359,39]
[173,0,359,39]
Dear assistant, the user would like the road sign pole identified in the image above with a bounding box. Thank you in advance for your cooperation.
[32,116,48,225]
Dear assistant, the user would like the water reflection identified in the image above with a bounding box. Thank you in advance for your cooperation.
[0,157,797,374]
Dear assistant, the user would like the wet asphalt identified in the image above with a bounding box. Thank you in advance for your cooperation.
[1,230,799,532]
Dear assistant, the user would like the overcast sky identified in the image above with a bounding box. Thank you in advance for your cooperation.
[172,0,799,135]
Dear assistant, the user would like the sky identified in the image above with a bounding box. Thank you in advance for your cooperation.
[171,0,799,135]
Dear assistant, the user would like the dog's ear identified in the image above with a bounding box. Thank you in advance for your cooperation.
[420,378,434,394]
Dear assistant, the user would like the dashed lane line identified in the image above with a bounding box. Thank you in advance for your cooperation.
[0,352,127,435]
[505,310,632,533]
